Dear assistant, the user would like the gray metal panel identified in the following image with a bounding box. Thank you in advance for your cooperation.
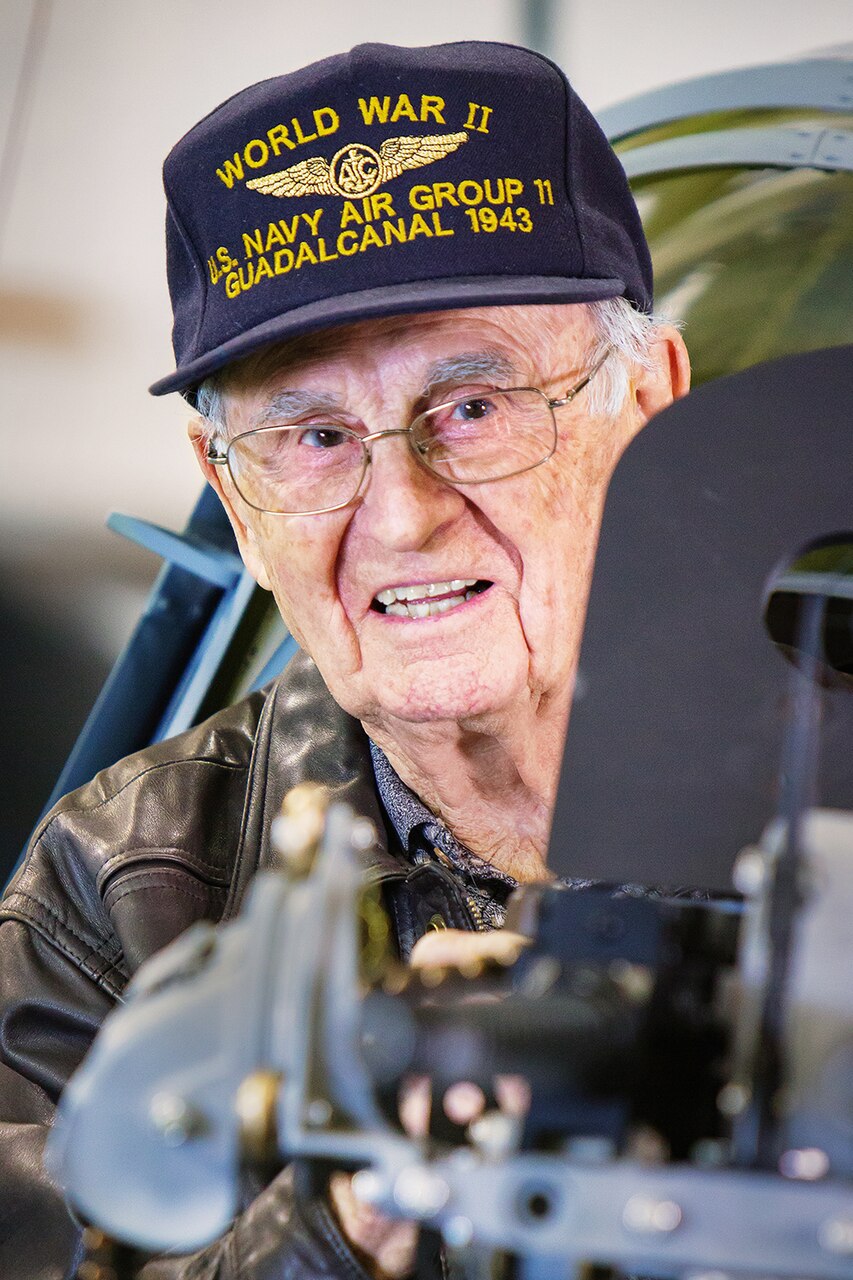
[619,124,853,179]
[599,58,853,141]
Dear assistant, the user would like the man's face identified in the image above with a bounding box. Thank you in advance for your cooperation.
[201,304,663,736]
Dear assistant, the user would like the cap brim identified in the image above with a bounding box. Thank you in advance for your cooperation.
[149,273,625,397]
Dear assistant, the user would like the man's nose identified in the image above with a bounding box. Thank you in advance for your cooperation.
[357,432,466,551]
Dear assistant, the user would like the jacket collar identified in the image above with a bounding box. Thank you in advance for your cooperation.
[224,650,405,918]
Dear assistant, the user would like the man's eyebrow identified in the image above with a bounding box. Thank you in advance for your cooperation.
[247,389,344,429]
[420,351,519,397]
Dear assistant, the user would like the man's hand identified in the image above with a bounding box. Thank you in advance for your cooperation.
[328,929,527,1279]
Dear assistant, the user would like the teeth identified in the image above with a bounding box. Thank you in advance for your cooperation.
[375,579,478,607]
[385,593,468,619]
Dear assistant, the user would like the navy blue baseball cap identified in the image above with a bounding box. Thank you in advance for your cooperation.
[150,41,653,398]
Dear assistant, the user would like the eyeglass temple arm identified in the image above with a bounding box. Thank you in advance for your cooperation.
[549,346,614,408]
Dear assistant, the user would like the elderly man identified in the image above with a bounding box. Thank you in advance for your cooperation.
[0,40,688,1280]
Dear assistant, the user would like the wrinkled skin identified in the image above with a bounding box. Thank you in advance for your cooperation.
[192,303,689,882]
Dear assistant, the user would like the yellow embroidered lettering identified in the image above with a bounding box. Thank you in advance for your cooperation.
[337,230,359,255]
[291,117,318,147]
[421,95,446,123]
[390,93,418,123]
[483,178,505,204]
[383,217,409,245]
[267,124,295,155]
[359,224,383,251]
[505,178,524,203]
[463,102,492,133]
[457,180,484,206]
[243,139,269,169]
[408,213,433,239]
[238,264,254,290]
[253,255,273,282]
[340,201,364,228]
[317,237,339,262]
[295,241,318,268]
[358,96,391,125]
[431,182,459,209]
[314,107,339,137]
[225,272,241,298]
[274,248,294,273]
[408,185,434,211]
[265,223,287,250]
[301,207,323,236]
[370,192,395,219]
[431,212,453,237]
[277,216,301,244]
[242,228,264,258]
[216,154,244,188]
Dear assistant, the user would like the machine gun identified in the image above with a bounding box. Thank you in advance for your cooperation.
[47,352,853,1278]
[47,541,853,1279]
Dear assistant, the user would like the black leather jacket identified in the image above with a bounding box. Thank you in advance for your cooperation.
[0,652,478,1279]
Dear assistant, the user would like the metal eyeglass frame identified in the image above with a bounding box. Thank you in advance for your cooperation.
[206,347,613,516]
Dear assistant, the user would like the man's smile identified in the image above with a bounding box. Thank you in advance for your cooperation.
[370,578,492,618]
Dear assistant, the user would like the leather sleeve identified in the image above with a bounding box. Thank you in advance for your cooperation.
[0,919,374,1280]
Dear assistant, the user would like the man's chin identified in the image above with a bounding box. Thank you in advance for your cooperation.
[362,663,527,728]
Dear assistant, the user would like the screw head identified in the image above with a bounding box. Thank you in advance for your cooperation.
[351,817,377,851]
[443,1215,474,1248]
[351,1168,388,1205]
[622,1195,682,1235]
[468,1109,521,1159]
[305,1097,333,1127]
[717,1082,750,1117]
[393,1165,450,1217]
[149,1092,206,1146]
[732,848,766,896]
[779,1146,829,1180]
[819,1216,853,1255]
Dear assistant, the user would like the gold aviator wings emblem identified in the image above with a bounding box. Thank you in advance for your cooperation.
[245,131,468,200]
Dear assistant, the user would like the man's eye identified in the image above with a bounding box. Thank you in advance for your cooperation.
[298,426,350,448]
[450,396,498,422]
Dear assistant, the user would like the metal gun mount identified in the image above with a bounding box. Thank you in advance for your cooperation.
[48,782,853,1279]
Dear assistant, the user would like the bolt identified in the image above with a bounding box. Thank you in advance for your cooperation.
[149,1092,207,1146]
[393,1165,451,1217]
[732,848,766,896]
[351,1168,388,1206]
[468,1109,521,1159]
[443,1215,474,1248]
[717,1082,750,1117]
[622,1195,682,1235]
[819,1216,853,1255]
[351,817,377,851]
[305,1098,333,1127]
[779,1147,829,1180]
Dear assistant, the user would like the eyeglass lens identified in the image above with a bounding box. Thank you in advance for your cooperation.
[226,388,556,514]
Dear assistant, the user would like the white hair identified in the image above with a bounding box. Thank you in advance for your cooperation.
[194,296,670,436]
[583,296,668,418]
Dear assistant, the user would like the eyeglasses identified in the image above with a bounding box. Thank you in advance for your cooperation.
[206,349,612,516]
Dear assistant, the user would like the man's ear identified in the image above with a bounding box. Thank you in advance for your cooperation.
[187,418,272,591]
[633,325,691,426]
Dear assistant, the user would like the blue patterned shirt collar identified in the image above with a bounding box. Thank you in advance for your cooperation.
[368,739,517,894]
